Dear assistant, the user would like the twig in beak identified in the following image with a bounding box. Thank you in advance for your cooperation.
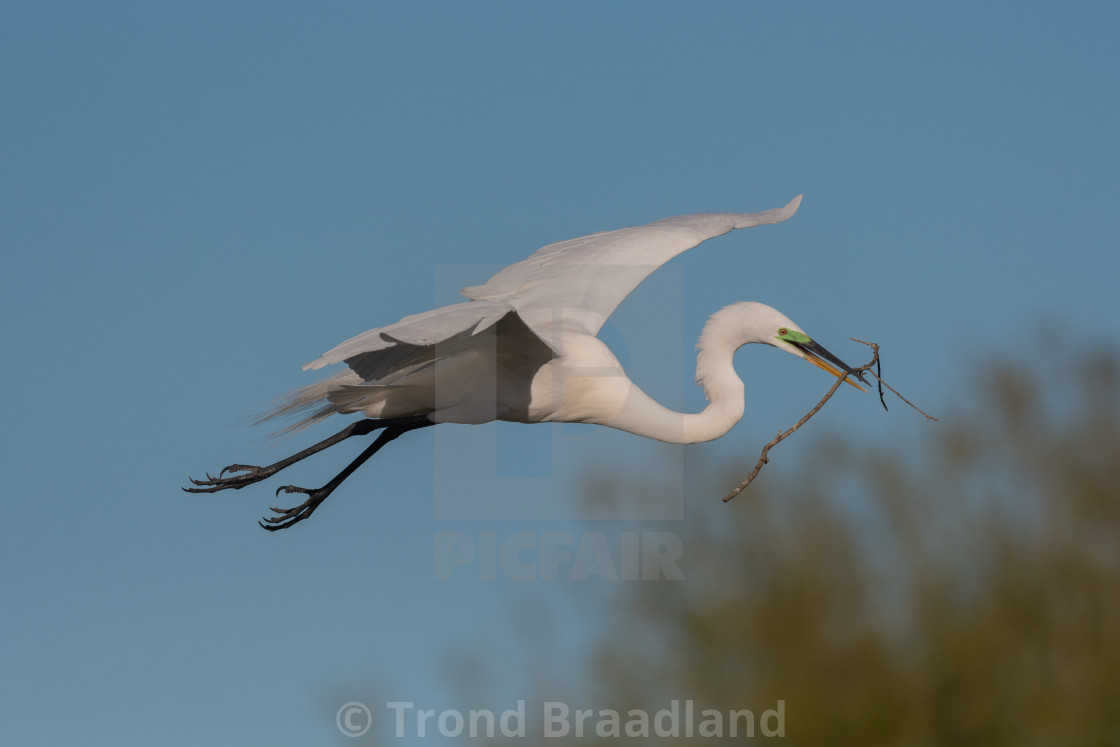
[724,339,937,503]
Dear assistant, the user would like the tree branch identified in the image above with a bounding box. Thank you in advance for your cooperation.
[723,339,936,503]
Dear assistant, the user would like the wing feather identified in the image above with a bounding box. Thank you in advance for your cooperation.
[301,196,801,380]
[461,195,801,336]
[303,301,519,372]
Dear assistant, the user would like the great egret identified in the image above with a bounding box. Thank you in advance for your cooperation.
[186,195,865,529]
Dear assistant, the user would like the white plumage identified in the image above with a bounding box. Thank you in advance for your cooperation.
[273,196,820,432]
[188,195,866,530]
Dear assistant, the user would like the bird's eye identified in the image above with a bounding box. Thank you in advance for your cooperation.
[778,328,788,336]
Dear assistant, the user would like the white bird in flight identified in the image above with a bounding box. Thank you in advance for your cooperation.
[186,195,865,529]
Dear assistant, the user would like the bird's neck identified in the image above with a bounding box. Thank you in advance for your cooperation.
[603,343,745,444]
[687,341,747,442]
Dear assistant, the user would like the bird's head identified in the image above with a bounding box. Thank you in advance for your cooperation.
[715,302,867,391]
[762,310,867,391]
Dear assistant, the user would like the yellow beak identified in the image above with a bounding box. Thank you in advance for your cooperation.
[805,353,868,392]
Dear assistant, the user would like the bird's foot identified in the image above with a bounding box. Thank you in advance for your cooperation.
[183,464,275,493]
[259,484,329,531]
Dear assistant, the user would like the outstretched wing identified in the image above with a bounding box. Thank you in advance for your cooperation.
[303,196,801,377]
[461,195,802,337]
[303,300,530,374]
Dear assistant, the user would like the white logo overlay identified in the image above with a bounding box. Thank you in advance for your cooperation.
[434,530,685,581]
[431,265,688,522]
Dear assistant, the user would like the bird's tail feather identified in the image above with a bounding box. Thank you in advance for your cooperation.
[255,369,362,437]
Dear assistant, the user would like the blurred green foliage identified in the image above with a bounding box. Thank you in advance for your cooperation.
[576,348,1120,745]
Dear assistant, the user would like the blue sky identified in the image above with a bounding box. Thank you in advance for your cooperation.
[2,2,1118,744]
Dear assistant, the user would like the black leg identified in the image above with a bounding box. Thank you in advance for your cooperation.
[183,414,431,494]
[260,420,433,531]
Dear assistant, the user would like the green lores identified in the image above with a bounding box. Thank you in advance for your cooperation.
[775,327,811,345]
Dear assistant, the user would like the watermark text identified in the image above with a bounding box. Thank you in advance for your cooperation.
[339,699,785,739]
[434,531,684,580]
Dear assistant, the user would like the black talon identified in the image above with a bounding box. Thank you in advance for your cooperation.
[184,416,434,530]
[220,464,260,478]
[260,483,328,530]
